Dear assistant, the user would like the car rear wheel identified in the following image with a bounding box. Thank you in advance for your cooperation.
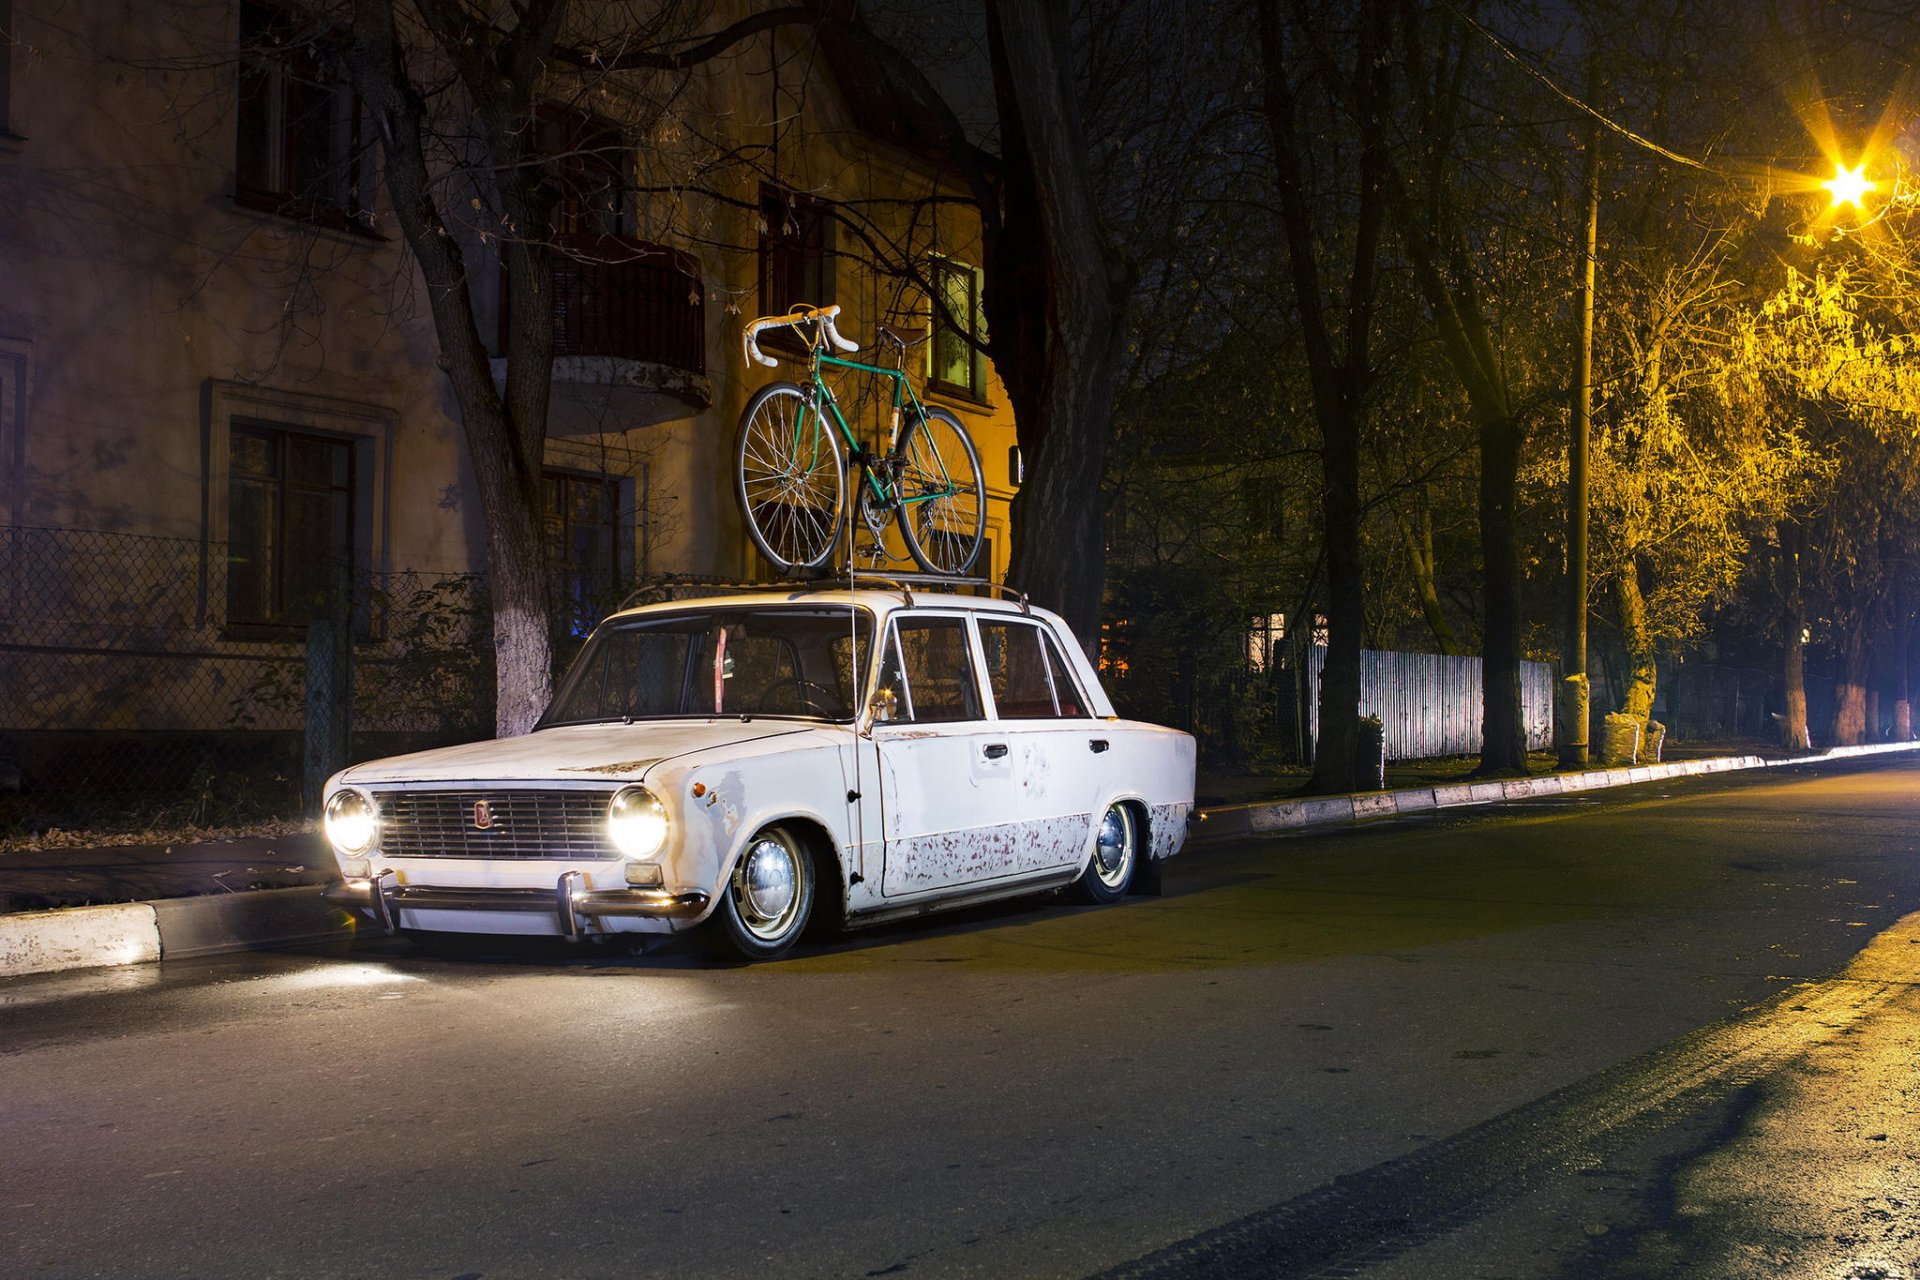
[1069,803,1138,904]
[705,825,815,960]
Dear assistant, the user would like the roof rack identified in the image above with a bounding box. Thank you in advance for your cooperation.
[618,571,1031,614]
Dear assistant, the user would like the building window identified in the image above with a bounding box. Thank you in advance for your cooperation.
[235,1,369,227]
[759,185,835,317]
[1247,612,1286,673]
[227,424,354,629]
[929,257,985,400]
[535,106,630,238]
[545,470,621,641]
[0,0,16,138]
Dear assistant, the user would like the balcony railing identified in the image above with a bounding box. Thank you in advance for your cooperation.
[501,235,705,373]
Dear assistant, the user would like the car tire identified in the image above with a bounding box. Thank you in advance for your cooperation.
[1069,803,1138,904]
[704,825,816,961]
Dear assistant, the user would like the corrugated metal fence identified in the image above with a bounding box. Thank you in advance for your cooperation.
[1306,646,1555,760]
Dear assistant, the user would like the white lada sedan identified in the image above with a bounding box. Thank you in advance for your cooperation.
[323,582,1196,960]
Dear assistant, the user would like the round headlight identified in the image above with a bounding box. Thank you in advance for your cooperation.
[324,789,378,855]
[607,786,669,859]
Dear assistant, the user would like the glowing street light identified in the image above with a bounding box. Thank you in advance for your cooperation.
[1825,163,1876,211]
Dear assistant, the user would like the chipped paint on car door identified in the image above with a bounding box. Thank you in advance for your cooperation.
[872,614,1022,897]
[978,617,1100,873]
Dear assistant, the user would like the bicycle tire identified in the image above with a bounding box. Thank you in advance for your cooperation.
[735,381,846,573]
[895,405,986,576]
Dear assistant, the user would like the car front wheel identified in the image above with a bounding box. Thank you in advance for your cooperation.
[1070,804,1138,904]
[705,825,815,960]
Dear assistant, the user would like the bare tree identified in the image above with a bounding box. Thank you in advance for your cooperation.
[1255,0,1393,792]
[977,1,1131,643]
[336,1,825,734]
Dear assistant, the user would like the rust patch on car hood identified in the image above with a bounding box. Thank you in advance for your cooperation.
[557,759,661,776]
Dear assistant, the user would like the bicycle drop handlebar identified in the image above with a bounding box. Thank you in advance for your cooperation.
[742,304,860,368]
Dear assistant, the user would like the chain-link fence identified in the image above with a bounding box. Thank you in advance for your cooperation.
[0,526,490,835]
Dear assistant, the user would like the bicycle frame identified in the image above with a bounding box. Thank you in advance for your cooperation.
[800,348,958,509]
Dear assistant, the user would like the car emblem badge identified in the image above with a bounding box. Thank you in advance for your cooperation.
[472,800,494,830]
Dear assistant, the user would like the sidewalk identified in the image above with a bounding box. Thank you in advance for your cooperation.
[4,740,1918,980]
[0,832,331,913]
[0,831,348,981]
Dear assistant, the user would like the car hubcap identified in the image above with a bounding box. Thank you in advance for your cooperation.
[1095,807,1132,885]
[737,836,799,935]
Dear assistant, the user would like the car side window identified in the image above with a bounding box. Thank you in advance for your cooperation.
[876,616,982,723]
[979,619,1085,719]
[1039,630,1089,717]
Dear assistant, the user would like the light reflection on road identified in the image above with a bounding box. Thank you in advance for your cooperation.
[1608,912,1920,1279]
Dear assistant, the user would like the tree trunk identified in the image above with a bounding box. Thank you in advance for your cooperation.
[1830,628,1868,746]
[346,0,560,736]
[985,2,1128,646]
[1477,412,1530,772]
[1314,426,1365,792]
[1896,617,1913,739]
[1781,602,1811,749]
[1614,556,1658,724]
[1255,0,1391,793]
[1383,166,1527,773]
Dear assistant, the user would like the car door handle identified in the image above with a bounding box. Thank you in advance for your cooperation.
[983,743,1008,759]
[1089,739,1110,753]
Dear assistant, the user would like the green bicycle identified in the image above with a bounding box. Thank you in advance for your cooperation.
[735,304,986,577]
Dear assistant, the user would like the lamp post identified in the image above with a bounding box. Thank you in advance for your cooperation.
[1558,78,1601,770]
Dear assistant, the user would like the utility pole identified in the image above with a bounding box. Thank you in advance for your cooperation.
[1558,97,1599,769]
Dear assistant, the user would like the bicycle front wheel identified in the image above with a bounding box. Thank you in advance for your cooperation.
[895,405,986,576]
[735,382,846,573]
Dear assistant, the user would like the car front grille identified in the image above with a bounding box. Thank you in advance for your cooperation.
[373,788,619,860]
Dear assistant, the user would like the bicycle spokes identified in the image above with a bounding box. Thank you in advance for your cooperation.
[736,385,845,571]
[896,408,985,575]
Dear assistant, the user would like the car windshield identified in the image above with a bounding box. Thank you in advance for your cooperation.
[540,606,874,727]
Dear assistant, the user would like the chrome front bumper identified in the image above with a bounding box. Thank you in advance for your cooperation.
[326,872,710,941]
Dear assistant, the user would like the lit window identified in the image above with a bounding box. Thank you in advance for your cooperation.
[1247,612,1286,672]
[929,257,985,400]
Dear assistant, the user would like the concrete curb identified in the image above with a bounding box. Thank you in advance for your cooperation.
[0,886,355,980]
[1192,740,1920,844]
[6,740,1918,981]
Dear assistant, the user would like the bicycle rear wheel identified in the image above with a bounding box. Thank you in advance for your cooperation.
[735,382,845,573]
[895,405,985,576]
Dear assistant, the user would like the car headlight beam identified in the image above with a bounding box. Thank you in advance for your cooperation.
[607,786,669,859]
[324,789,378,855]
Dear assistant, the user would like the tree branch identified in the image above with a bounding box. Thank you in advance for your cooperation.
[557,7,825,72]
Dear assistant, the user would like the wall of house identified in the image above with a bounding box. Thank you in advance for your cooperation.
[541,3,1024,587]
[0,1,476,577]
[0,0,1024,783]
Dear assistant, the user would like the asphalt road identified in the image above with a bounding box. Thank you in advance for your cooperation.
[4,758,1919,1280]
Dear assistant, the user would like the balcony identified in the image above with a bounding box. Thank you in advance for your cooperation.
[496,235,711,419]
